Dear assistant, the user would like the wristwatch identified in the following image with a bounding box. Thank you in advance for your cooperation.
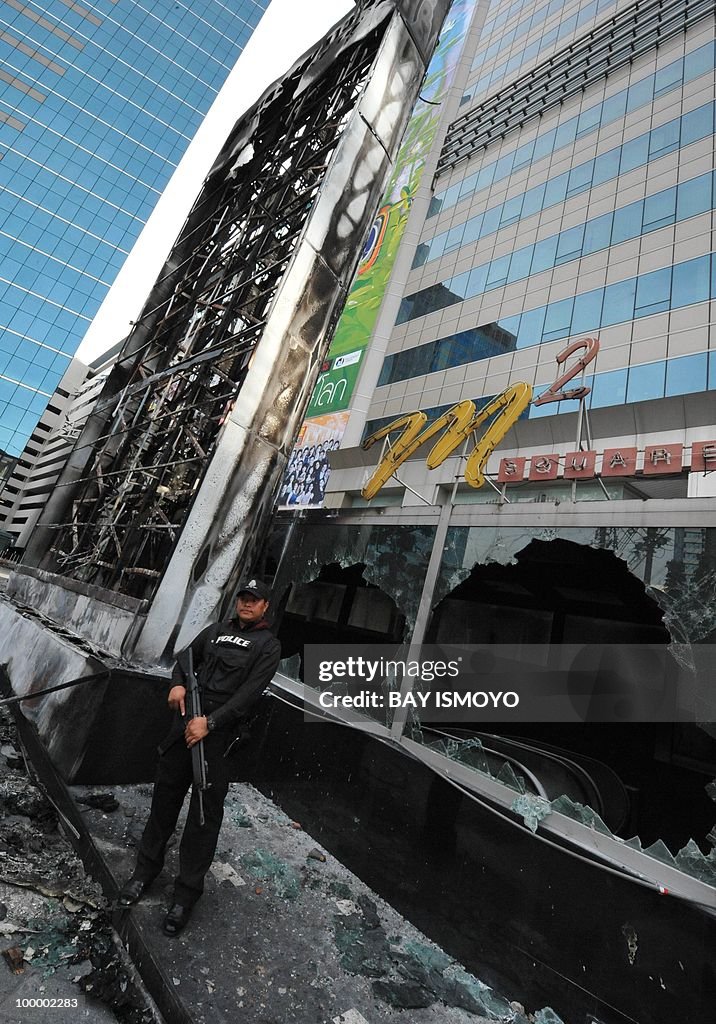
[206,715,216,732]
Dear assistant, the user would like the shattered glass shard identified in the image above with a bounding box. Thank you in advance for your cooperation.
[674,838,716,885]
[642,839,677,868]
[239,849,300,899]
[550,795,611,836]
[534,1008,566,1024]
[401,939,452,979]
[441,965,516,1019]
[450,737,490,774]
[510,793,552,833]
[495,762,526,793]
[278,653,301,680]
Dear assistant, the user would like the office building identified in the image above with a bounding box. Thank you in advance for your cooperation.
[0,0,269,458]
[0,343,119,548]
[292,0,716,515]
[265,7,716,1013]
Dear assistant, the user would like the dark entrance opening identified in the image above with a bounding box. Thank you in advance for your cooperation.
[276,562,406,680]
[425,539,716,851]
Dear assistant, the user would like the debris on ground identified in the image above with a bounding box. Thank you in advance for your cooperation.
[239,848,301,900]
[0,707,155,1023]
[72,780,569,1024]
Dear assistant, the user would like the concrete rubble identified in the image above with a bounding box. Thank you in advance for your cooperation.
[0,708,159,1024]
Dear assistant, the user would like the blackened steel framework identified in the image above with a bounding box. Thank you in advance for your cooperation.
[33,5,388,599]
[27,0,453,662]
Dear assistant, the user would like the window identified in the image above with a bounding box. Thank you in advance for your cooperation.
[680,103,714,147]
[459,171,480,198]
[642,186,676,232]
[516,305,546,349]
[654,62,682,97]
[444,223,465,254]
[684,42,714,82]
[506,244,534,283]
[626,362,666,403]
[592,147,620,187]
[500,193,524,226]
[521,182,547,219]
[634,267,671,317]
[590,368,627,408]
[542,296,574,343]
[427,196,442,218]
[475,163,496,192]
[676,173,712,221]
[533,130,556,162]
[412,244,429,269]
[577,105,601,137]
[572,289,604,335]
[531,234,559,274]
[672,255,710,307]
[494,151,515,180]
[620,133,649,173]
[512,137,536,170]
[481,206,502,236]
[442,183,461,209]
[430,341,453,375]
[626,75,654,112]
[665,352,708,396]
[485,254,511,290]
[554,119,577,149]
[466,263,489,297]
[612,200,643,244]
[583,212,613,255]
[601,278,636,326]
[601,89,627,123]
[429,233,448,262]
[567,160,594,198]
[462,216,483,247]
[649,118,680,160]
[555,223,584,265]
[543,172,568,207]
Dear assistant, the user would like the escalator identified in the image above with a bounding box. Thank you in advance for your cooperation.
[422,725,631,834]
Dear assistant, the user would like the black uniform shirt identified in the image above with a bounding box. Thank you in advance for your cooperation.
[173,617,281,731]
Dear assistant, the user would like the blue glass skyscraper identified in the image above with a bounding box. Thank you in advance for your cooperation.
[0,0,269,457]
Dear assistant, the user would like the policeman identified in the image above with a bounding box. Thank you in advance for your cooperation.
[118,579,281,935]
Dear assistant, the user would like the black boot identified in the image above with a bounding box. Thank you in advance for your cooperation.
[163,903,192,936]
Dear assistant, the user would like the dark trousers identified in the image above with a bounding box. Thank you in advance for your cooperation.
[134,728,235,906]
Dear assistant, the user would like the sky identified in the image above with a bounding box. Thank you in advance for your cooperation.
[76,0,355,363]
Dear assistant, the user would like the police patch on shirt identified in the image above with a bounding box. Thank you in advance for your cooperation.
[216,635,252,647]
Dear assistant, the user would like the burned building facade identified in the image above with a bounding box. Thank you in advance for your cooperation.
[0,2,714,1022]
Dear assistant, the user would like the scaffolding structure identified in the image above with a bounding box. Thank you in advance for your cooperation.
[36,4,387,600]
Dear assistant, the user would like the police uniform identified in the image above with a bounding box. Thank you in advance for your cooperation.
[131,591,281,909]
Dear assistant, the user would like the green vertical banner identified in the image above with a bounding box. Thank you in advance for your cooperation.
[279,0,478,508]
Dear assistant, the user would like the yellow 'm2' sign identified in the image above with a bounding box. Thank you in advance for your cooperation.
[361,381,532,499]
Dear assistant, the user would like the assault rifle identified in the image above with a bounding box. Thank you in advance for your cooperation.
[185,648,209,826]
